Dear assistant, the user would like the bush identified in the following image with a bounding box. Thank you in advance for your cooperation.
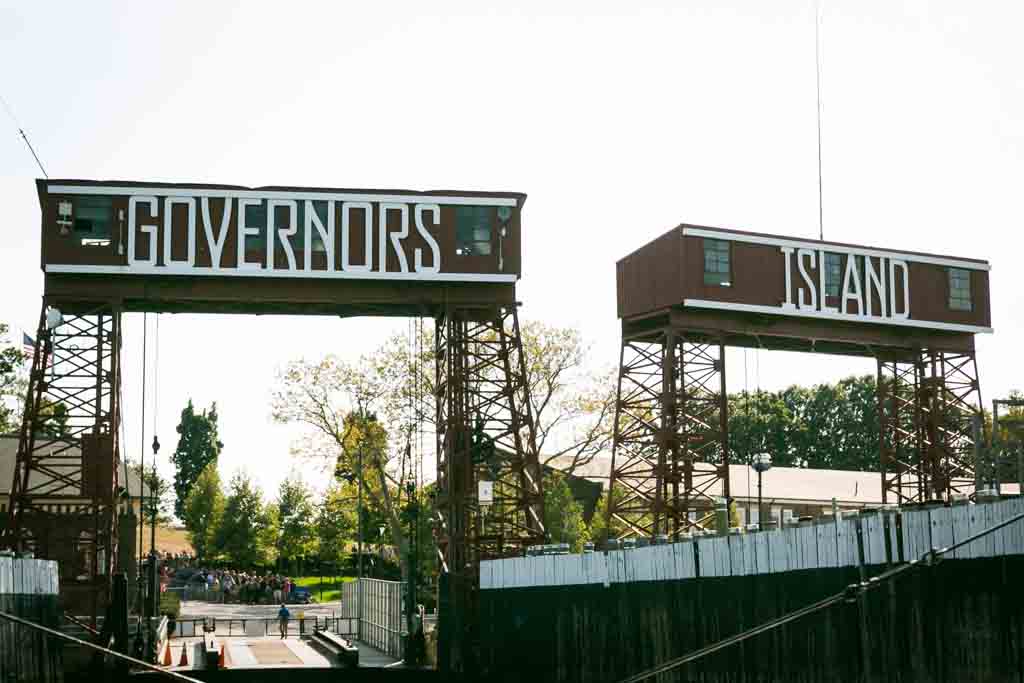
[159,590,181,619]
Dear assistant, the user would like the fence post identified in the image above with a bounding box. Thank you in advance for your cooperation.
[855,516,871,680]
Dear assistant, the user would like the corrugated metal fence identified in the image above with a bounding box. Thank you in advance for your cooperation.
[342,578,405,660]
[482,496,1024,589]
[0,555,62,682]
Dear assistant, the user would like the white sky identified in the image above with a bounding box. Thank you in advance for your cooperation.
[2,1,1022,503]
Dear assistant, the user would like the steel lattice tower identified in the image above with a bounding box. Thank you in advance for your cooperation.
[3,301,122,623]
[435,303,545,672]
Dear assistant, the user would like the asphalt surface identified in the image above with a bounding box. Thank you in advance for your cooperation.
[179,600,347,619]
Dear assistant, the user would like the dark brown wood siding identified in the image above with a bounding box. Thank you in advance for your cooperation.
[616,228,683,319]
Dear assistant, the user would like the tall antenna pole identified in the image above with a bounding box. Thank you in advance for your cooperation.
[0,93,49,178]
[815,0,824,241]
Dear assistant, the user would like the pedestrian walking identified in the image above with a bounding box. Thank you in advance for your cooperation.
[278,604,291,639]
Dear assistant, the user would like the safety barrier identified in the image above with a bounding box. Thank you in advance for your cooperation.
[482,495,1024,589]
[342,578,405,660]
[169,615,357,639]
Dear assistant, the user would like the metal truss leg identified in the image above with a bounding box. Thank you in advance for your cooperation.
[605,330,729,539]
[878,355,924,505]
[434,304,545,674]
[921,350,983,501]
[879,350,983,505]
[2,301,122,624]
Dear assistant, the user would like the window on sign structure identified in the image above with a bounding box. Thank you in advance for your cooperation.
[73,196,113,246]
[289,201,330,254]
[455,206,493,256]
[703,239,730,286]
[948,268,972,311]
[824,252,842,297]
[243,201,267,252]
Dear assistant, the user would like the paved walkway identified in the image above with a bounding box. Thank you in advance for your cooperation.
[168,598,402,670]
[167,636,400,670]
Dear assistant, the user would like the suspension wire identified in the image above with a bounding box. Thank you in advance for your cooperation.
[618,508,1024,683]
[0,92,49,178]
[151,314,160,555]
[119,316,130,523]
[743,348,751,520]
[137,314,147,578]
[153,315,159,436]
[137,315,147,626]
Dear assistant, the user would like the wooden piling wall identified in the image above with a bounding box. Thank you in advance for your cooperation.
[0,555,63,682]
[478,498,1024,682]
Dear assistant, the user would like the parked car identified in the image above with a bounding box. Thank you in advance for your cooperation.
[289,587,312,604]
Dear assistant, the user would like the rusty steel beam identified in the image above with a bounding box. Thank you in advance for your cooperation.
[435,303,545,673]
[879,349,983,505]
[604,329,729,540]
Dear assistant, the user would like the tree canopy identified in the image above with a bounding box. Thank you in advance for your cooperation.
[181,464,225,562]
[275,474,318,566]
[0,323,26,435]
[542,471,590,551]
[215,471,276,567]
[170,400,224,519]
[729,375,879,471]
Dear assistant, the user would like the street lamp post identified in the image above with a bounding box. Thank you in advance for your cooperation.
[147,435,160,662]
[751,453,773,529]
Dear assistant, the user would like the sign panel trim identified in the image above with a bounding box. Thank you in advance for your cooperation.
[47,184,520,207]
[45,264,518,283]
[683,298,993,334]
[682,227,990,272]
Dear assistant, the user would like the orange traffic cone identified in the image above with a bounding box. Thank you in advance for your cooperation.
[162,643,172,666]
[218,644,226,669]
[178,643,188,667]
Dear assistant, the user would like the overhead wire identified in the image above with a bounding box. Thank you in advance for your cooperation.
[137,313,148,614]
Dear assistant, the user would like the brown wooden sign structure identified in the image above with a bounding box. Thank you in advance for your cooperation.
[7,180,546,660]
[608,224,991,539]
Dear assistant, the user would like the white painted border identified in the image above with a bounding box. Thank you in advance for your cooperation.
[682,227,990,272]
[683,298,993,334]
[47,184,520,207]
[45,263,518,283]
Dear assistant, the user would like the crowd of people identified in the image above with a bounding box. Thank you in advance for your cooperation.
[180,568,305,604]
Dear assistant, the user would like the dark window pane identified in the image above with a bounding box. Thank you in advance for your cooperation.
[73,196,113,245]
[455,206,493,256]
[948,268,972,311]
[703,239,730,285]
[244,201,267,251]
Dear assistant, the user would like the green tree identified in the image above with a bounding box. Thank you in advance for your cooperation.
[126,460,174,525]
[729,389,796,467]
[317,480,358,565]
[0,323,26,434]
[728,375,880,472]
[542,471,590,552]
[170,400,224,519]
[276,474,318,570]
[215,471,274,567]
[181,464,225,561]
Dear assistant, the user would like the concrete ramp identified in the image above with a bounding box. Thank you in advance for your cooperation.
[242,640,303,666]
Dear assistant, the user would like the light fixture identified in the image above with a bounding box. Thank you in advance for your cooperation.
[751,452,772,473]
[45,308,63,330]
